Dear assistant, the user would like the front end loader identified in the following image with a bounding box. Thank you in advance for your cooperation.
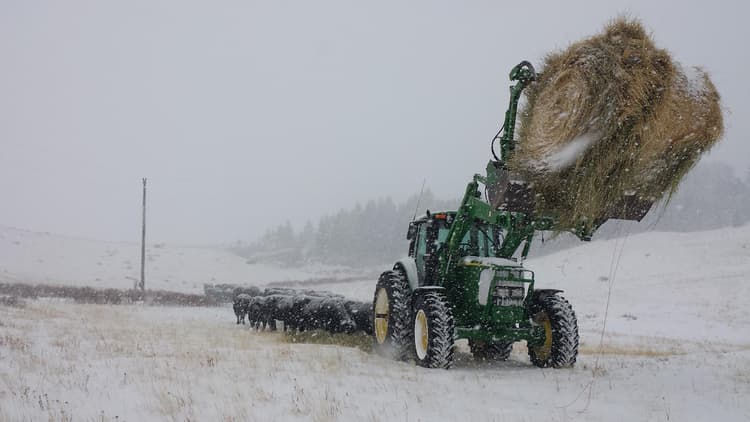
[372,61,648,369]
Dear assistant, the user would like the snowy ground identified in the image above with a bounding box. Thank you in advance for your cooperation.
[1,224,750,421]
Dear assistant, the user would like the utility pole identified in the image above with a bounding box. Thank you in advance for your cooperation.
[139,177,147,292]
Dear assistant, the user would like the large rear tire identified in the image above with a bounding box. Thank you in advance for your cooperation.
[412,291,455,369]
[372,270,412,360]
[528,292,579,368]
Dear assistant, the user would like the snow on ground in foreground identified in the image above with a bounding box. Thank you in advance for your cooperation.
[1,302,748,422]
[1,224,750,420]
[0,225,370,293]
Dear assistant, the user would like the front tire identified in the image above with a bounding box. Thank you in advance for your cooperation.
[528,292,579,368]
[372,270,412,360]
[412,291,455,369]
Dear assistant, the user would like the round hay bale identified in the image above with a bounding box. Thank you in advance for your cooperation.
[631,64,724,195]
[506,18,723,231]
[514,18,674,172]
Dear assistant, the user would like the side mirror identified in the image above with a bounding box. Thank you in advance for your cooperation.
[406,223,417,240]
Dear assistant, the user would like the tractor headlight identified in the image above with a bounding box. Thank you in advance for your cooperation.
[492,284,525,306]
[510,287,525,298]
[495,286,510,297]
[495,269,534,281]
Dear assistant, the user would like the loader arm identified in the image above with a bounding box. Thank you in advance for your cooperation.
[435,174,554,283]
[496,60,537,163]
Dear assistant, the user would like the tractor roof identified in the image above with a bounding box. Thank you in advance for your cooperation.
[413,211,457,224]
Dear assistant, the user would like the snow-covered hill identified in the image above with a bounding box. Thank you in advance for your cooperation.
[0,225,370,293]
[529,223,750,347]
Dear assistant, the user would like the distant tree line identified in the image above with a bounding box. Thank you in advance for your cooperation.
[232,190,457,267]
[640,161,750,231]
[234,161,750,266]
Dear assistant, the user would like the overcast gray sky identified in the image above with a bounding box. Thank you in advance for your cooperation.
[1,0,748,243]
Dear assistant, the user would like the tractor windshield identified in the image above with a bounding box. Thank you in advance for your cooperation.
[459,221,502,257]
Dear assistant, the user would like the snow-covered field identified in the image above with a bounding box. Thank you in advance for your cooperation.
[0,225,373,293]
[1,224,750,421]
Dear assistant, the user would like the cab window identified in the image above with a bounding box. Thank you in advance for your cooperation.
[416,224,428,258]
[459,222,499,257]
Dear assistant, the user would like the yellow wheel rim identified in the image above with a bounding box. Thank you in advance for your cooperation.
[414,309,429,360]
[374,288,389,344]
[533,313,553,361]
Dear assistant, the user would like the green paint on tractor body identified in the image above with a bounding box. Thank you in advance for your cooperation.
[404,181,550,348]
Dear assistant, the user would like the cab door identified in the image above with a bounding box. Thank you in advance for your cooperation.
[413,223,428,286]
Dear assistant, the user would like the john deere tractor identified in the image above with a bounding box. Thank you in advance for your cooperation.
[372,61,644,369]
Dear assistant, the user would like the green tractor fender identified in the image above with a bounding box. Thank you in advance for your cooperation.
[393,259,419,291]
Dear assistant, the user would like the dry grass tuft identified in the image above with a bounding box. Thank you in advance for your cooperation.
[0,282,219,307]
[0,295,25,308]
[0,334,31,352]
[579,343,682,357]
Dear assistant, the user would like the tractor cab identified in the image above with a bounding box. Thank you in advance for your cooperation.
[407,211,507,287]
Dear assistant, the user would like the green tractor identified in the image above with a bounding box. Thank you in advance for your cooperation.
[371,177,578,368]
[372,61,651,369]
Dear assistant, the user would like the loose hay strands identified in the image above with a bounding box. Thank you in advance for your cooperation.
[510,18,723,232]
[633,64,724,196]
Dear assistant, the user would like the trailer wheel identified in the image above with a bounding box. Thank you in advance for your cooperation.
[412,291,455,369]
[528,293,579,368]
[372,270,411,360]
[470,340,513,361]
